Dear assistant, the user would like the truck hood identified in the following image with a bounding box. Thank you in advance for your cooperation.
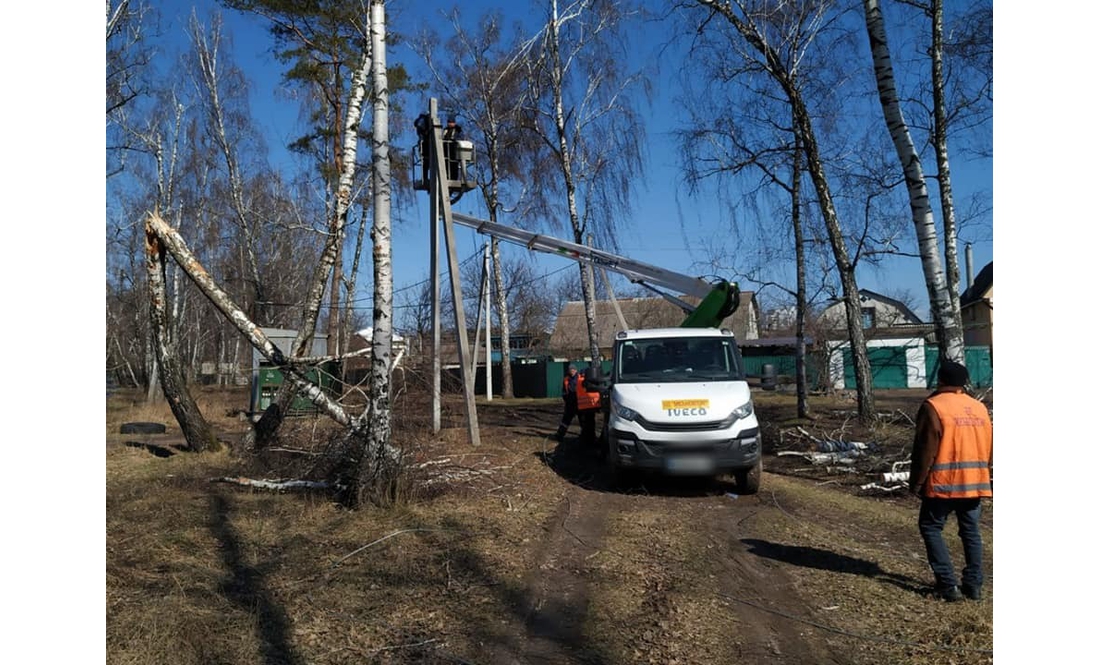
[612,381,753,424]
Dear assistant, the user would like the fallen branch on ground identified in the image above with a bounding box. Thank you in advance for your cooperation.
[211,477,331,491]
[265,447,324,456]
[776,451,861,465]
[330,529,442,570]
[859,482,907,493]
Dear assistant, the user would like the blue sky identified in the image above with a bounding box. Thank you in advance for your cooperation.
[148,0,992,322]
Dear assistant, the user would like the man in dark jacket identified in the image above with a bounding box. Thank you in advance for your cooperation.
[555,363,602,444]
[909,360,993,602]
[555,364,580,442]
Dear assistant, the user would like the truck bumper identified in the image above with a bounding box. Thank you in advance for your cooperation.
[608,422,761,475]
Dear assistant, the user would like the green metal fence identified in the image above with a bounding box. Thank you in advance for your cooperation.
[925,346,993,388]
[741,354,824,387]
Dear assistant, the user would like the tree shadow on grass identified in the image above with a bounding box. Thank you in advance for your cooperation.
[123,440,181,458]
[209,493,303,665]
[741,538,924,594]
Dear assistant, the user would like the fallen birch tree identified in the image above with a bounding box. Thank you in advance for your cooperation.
[145,212,401,504]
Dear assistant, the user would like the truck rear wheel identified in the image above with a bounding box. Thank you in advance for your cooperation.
[734,458,762,495]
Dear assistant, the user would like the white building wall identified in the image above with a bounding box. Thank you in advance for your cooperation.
[905,344,926,388]
[827,337,927,389]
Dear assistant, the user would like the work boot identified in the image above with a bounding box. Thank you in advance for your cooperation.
[933,585,963,602]
[961,584,982,601]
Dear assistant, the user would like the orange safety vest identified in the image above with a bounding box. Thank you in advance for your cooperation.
[924,392,993,499]
[564,374,601,411]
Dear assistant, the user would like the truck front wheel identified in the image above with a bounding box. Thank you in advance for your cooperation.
[605,437,640,490]
[733,458,762,495]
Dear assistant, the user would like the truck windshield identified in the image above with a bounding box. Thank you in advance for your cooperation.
[615,337,744,384]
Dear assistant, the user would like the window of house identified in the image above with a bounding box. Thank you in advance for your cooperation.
[861,307,876,329]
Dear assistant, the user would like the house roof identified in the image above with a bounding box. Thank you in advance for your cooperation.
[825,289,924,324]
[961,261,992,306]
[548,291,759,357]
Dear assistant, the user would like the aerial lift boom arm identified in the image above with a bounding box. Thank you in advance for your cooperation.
[450,212,740,328]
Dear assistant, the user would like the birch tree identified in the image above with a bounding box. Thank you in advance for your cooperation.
[351,0,399,507]
[144,214,400,485]
[931,0,992,330]
[189,11,269,325]
[224,0,377,447]
[524,0,648,363]
[138,2,401,506]
[223,0,376,363]
[861,0,963,362]
[677,34,836,418]
[145,219,219,452]
[682,0,877,421]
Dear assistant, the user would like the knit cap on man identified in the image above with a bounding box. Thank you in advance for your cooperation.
[938,360,969,387]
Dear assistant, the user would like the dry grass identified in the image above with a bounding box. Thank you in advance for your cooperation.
[107,386,992,664]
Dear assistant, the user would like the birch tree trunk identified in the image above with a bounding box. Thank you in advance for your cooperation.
[145,221,219,452]
[341,206,369,388]
[795,100,875,420]
[344,0,399,509]
[548,0,600,362]
[931,0,964,351]
[144,101,185,404]
[191,14,266,323]
[862,0,964,362]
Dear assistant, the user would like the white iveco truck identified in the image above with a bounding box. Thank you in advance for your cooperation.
[602,327,762,493]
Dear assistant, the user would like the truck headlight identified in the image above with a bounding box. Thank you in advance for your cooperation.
[612,396,639,422]
[730,401,754,420]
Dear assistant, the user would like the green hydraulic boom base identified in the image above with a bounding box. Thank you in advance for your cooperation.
[679,280,741,328]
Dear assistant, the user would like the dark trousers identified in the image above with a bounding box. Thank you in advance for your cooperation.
[556,396,598,446]
[918,497,984,590]
[556,395,578,440]
[578,408,597,446]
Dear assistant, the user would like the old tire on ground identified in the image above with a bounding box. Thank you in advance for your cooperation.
[734,458,762,495]
[120,422,167,435]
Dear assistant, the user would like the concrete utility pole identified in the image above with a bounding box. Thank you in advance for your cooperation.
[423,98,480,445]
[484,242,493,401]
[430,113,442,433]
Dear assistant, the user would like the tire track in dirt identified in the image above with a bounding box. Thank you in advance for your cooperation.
[478,401,846,663]
[490,485,628,665]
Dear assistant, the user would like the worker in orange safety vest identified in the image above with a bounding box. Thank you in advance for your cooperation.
[555,363,601,446]
[909,359,993,602]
